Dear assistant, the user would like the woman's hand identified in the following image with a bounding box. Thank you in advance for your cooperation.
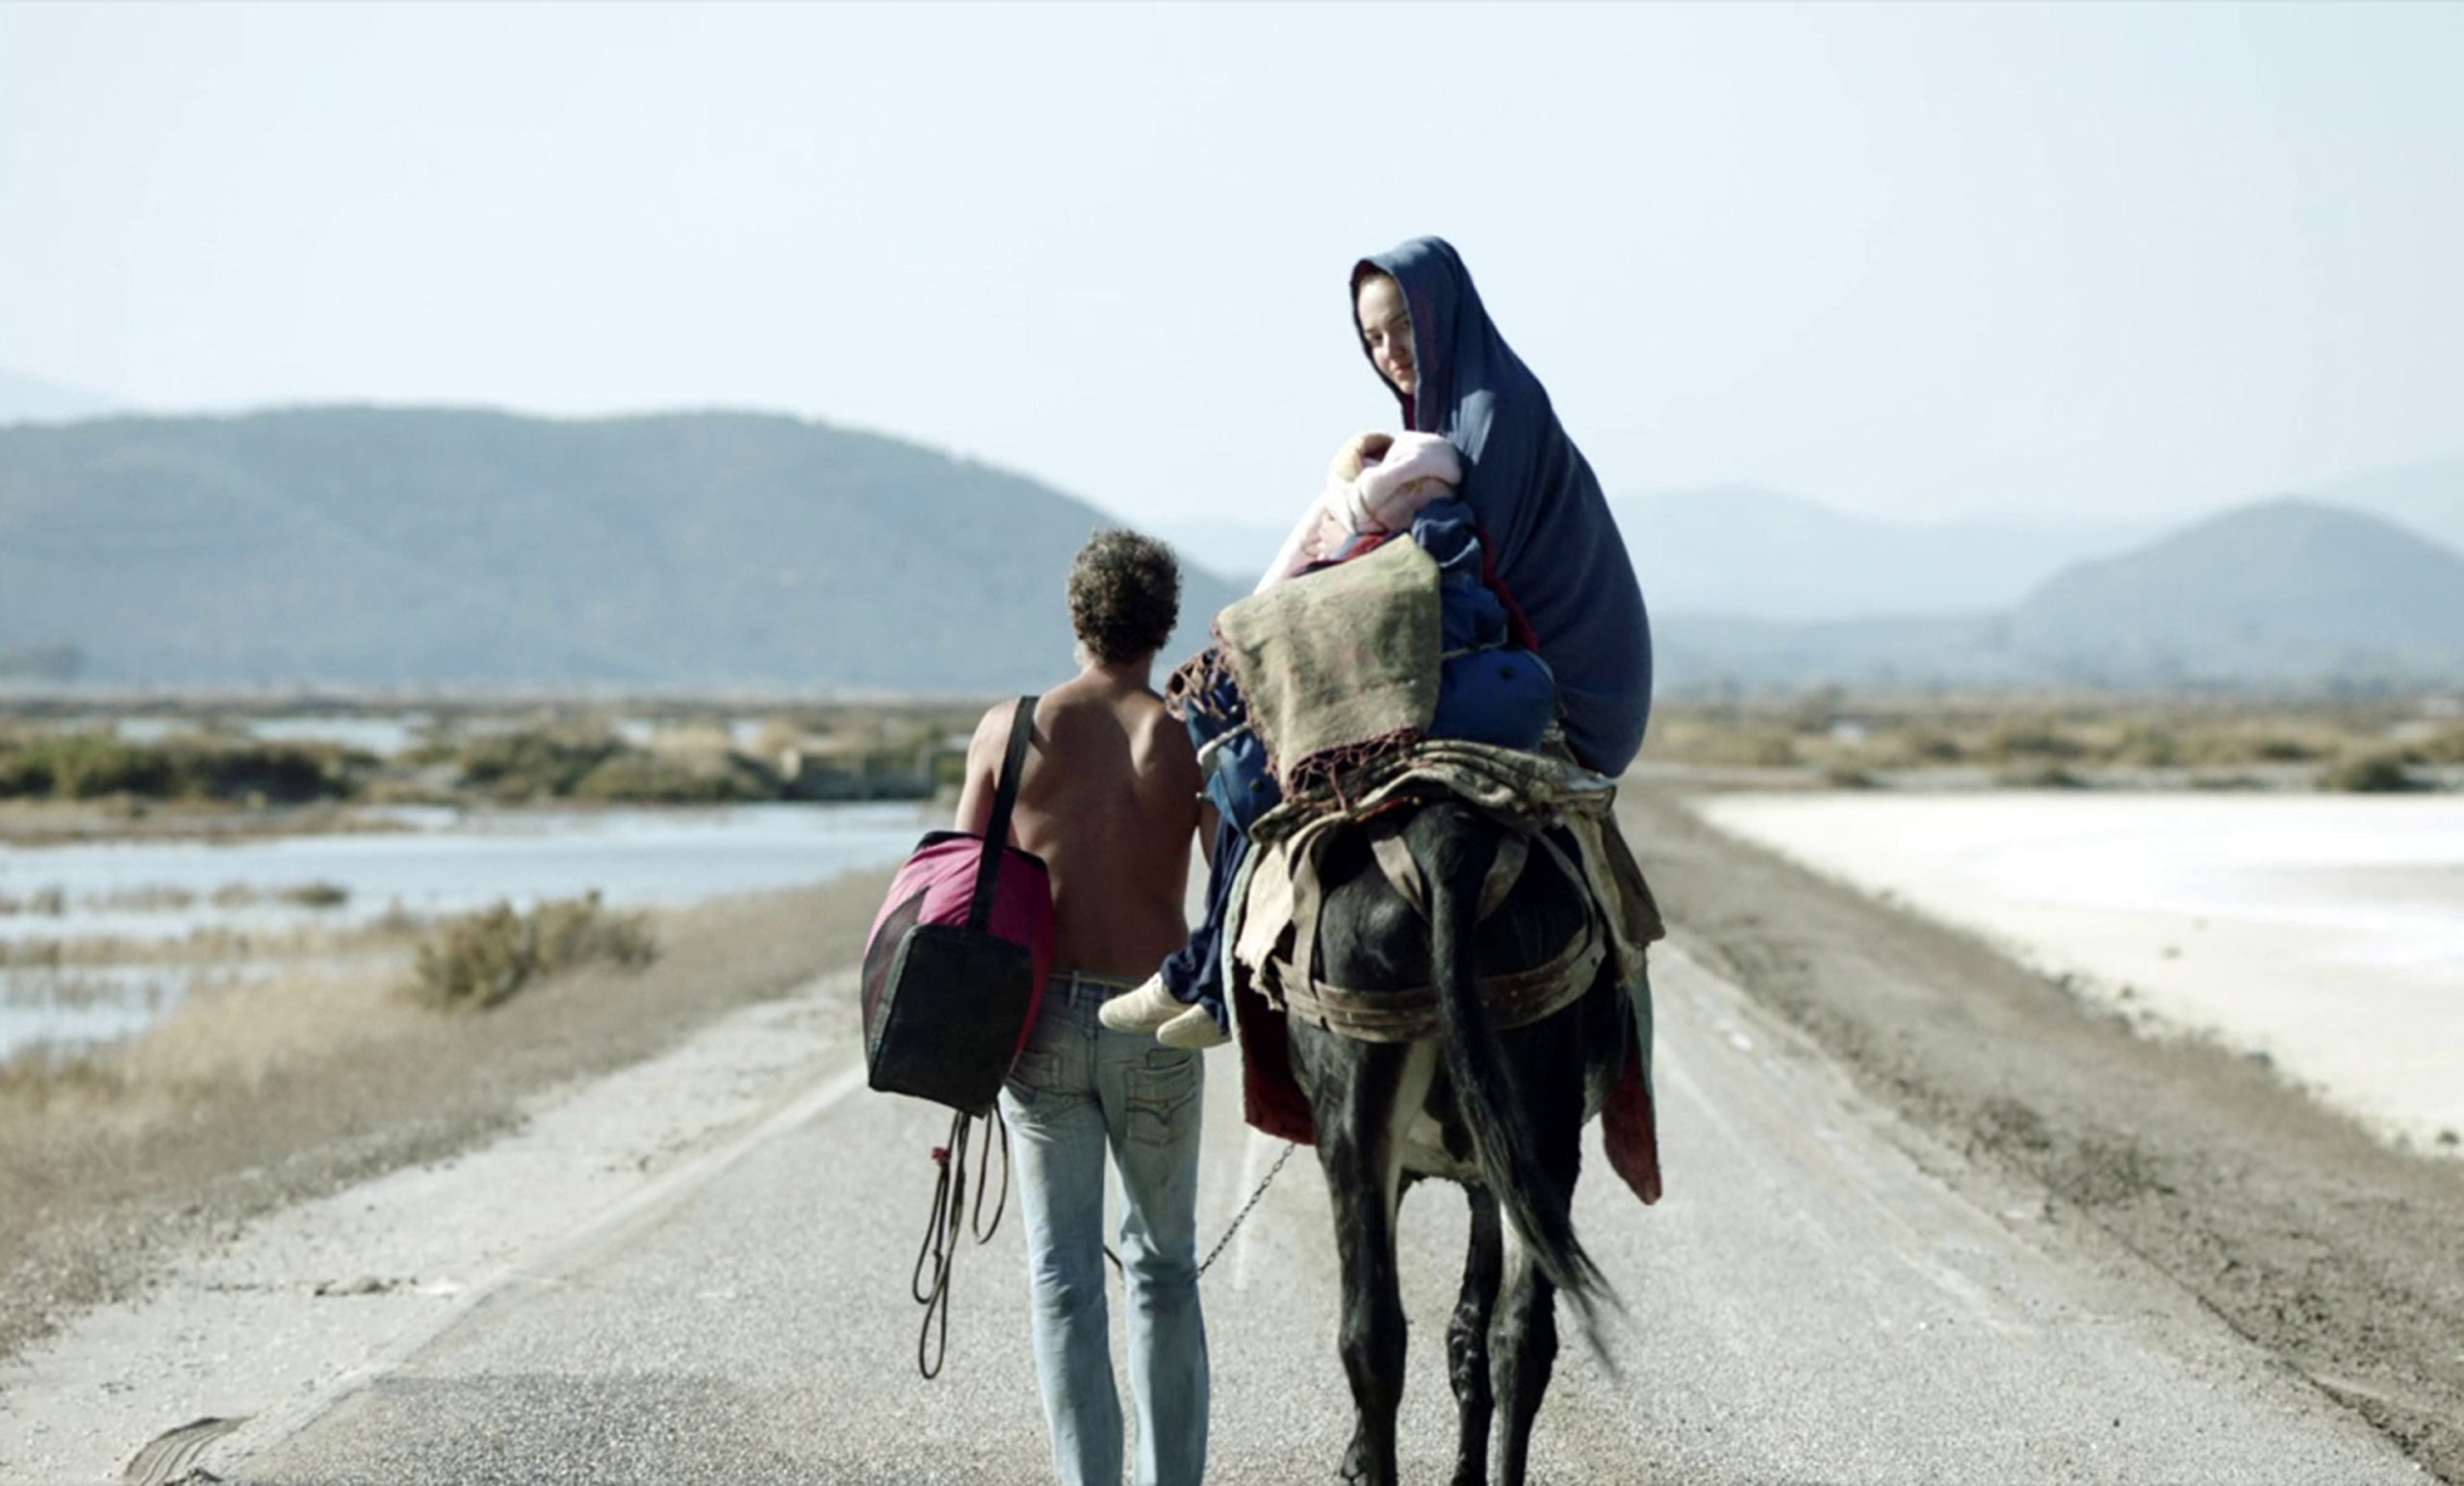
[1327,431,1395,483]
[1309,503,1354,559]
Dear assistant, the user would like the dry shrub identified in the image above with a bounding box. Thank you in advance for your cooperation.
[1871,729,1964,767]
[1995,762,2090,789]
[0,731,361,804]
[1645,697,2462,785]
[2323,751,2422,793]
[1649,712,1804,767]
[1979,718,2087,763]
[0,965,419,1132]
[453,728,624,800]
[2417,724,2464,765]
[276,881,350,909]
[569,750,770,804]
[409,891,657,1011]
[2110,722,2181,768]
[122,971,412,1100]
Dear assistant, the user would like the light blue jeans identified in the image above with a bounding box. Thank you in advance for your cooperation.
[1000,969,1210,1486]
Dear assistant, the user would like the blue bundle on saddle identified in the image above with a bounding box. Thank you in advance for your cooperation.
[1414,499,1557,755]
[1157,497,1568,1037]
[1186,669,1282,833]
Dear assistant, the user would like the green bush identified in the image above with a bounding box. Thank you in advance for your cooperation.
[2417,725,2464,765]
[0,733,169,799]
[569,752,772,804]
[1996,762,2089,789]
[453,730,625,800]
[195,744,351,803]
[2323,752,2420,793]
[0,732,358,803]
[1981,722,2085,763]
[2252,737,2323,762]
[2112,724,2181,768]
[408,891,657,1011]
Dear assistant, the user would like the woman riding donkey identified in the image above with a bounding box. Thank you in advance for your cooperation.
[1103,235,1654,1048]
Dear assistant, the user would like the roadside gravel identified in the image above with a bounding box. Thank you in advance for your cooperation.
[0,868,895,1371]
[1630,781,2464,1482]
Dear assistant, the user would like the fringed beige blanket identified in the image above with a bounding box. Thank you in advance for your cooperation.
[1212,535,1441,789]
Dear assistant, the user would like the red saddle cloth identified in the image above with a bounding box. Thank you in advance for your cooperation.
[1234,974,1663,1206]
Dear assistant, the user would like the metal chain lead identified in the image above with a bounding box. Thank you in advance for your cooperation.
[1197,1141,1297,1276]
[1104,1140,1298,1280]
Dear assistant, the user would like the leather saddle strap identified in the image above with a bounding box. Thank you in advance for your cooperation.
[1307,827,1594,1039]
[1288,828,1327,1011]
[1296,904,1604,1042]
[1366,828,1529,926]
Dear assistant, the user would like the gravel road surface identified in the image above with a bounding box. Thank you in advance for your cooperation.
[3,784,2451,1484]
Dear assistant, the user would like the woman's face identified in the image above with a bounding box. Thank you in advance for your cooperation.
[1355,273,1417,397]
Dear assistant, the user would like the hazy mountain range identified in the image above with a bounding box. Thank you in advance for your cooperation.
[2,402,2459,694]
[1167,493,2165,621]
[0,407,1238,692]
[2299,456,2464,558]
[0,370,116,426]
[1656,500,2464,693]
[1166,463,2464,622]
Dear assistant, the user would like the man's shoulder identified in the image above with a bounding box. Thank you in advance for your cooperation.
[968,696,1030,749]
[989,679,1188,767]
[1125,693,1198,784]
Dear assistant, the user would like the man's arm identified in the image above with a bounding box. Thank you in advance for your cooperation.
[951,700,1023,838]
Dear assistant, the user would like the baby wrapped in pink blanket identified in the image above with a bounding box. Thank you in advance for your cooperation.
[1256,431,1462,592]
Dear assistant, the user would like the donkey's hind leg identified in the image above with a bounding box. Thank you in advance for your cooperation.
[1488,1215,1559,1486]
[1305,1038,1430,1486]
[1488,1025,1587,1485]
[1448,1187,1503,1486]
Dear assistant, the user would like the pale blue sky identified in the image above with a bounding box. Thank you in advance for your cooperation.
[3,2,2458,527]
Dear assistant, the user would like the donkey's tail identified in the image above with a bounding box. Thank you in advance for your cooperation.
[1421,801,1613,1333]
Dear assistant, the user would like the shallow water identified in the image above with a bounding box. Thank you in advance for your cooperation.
[0,802,931,1059]
[1697,791,2464,1147]
[0,802,929,940]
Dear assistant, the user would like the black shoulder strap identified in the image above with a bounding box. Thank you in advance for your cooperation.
[968,695,1039,931]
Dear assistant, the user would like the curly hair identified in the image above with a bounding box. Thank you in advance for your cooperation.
[1067,529,1181,666]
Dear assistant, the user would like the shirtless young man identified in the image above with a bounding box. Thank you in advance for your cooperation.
[952,528,1213,1486]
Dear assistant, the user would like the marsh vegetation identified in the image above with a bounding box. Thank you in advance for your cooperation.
[1646,692,2464,792]
[0,697,988,834]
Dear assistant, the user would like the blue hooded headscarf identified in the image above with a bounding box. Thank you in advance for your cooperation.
[1353,237,1654,775]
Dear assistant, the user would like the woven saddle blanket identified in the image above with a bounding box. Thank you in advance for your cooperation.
[1222,738,1666,1204]
[1227,738,1662,1040]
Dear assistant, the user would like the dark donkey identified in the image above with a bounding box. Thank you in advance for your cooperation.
[1285,793,1631,1486]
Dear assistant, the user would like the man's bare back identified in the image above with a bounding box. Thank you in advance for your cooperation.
[955,669,1204,981]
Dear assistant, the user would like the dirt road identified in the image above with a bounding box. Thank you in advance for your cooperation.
[4,781,2458,1482]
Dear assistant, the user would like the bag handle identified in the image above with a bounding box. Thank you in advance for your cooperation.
[967,695,1040,932]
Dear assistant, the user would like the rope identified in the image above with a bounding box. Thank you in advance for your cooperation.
[910,1106,1009,1379]
[911,1079,1288,1379]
